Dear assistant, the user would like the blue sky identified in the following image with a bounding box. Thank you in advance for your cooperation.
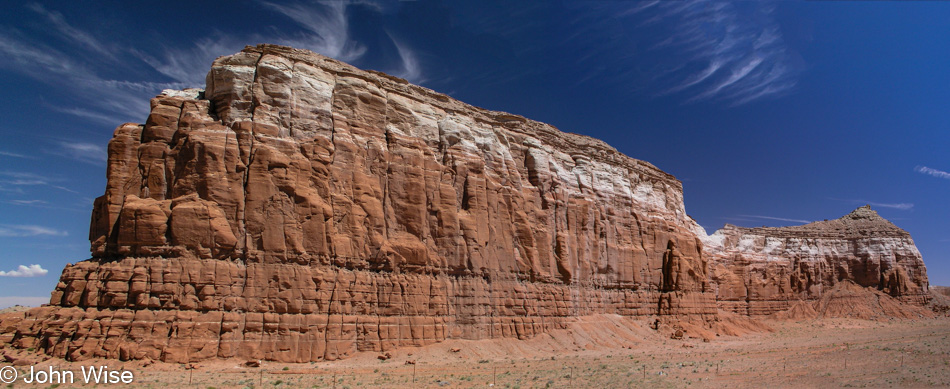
[0,0,948,307]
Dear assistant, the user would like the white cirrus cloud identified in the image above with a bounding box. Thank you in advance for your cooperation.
[584,0,804,106]
[0,3,188,124]
[8,199,48,206]
[864,202,914,211]
[4,1,419,127]
[0,28,179,124]
[738,214,811,224]
[25,2,115,59]
[387,33,425,83]
[56,142,108,165]
[0,264,49,277]
[0,151,28,158]
[916,166,950,180]
[0,30,82,77]
[0,171,49,186]
[662,2,797,105]
[0,225,68,238]
[133,36,248,87]
[260,0,369,62]
[0,171,79,194]
[136,1,415,93]
[834,198,915,211]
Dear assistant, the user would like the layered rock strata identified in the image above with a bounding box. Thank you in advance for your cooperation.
[705,206,930,316]
[0,44,934,363]
[1,44,714,363]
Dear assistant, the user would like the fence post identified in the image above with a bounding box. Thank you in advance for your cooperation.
[493,363,496,387]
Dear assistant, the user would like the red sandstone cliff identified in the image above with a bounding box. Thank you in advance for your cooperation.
[0,45,933,364]
[1,45,713,363]
[704,205,930,316]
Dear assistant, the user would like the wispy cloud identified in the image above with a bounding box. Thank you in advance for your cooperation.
[0,171,79,194]
[0,30,82,77]
[0,185,24,194]
[137,0,415,90]
[136,1,403,88]
[261,1,425,82]
[134,37,247,86]
[829,197,914,211]
[25,2,115,59]
[1,1,428,133]
[261,0,368,62]
[916,166,950,180]
[865,202,914,211]
[0,3,191,124]
[388,33,424,83]
[738,214,811,224]
[0,28,176,124]
[50,107,138,126]
[0,225,67,237]
[2,179,45,186]
[2,199,85,213]
[831,197,914,211]
[0,151,28,158]
[8,200,47,206]
[3,1,418,127]
[0,171,51,186]
[629,0,798,105]
[0,264,49,277]
[54,142,108,165]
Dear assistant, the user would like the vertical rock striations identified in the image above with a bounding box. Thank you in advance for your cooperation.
[705,205,930,316]
[1,45,713,363]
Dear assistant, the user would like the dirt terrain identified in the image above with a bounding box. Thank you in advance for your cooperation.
[3,314,948,388]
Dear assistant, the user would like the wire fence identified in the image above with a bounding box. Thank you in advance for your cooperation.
[5,332,949,388]
[114,343,948,388]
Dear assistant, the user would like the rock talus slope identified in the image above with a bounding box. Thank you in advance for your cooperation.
[0,45,714,363]
[705,206,930,316]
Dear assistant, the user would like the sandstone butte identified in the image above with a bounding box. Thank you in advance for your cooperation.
[0,44,933,363]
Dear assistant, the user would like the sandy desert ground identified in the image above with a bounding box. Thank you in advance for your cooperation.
[2,313,949,388]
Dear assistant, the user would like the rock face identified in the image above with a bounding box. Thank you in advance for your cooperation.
[705,206,930,316]
[0,45,932,363]
[0,45,714,363]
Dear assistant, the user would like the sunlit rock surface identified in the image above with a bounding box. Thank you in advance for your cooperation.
[0,45,931,364]
[706,205,929,316]
[2,45,715,363]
